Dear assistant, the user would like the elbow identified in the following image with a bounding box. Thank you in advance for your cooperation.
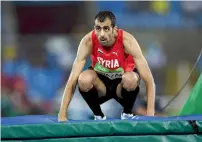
[150,79,155,87]
[144,77,155,88]
[146,80,155,88]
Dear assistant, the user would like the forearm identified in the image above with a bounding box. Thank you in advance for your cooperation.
[146,81,155,115]
[59,82,77,115]
[135,58,156,115]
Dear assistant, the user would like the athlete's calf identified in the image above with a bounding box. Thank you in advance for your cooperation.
[117,71,140,115]
[78,70,106,118]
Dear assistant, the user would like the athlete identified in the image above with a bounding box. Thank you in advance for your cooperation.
[58,11,155,121]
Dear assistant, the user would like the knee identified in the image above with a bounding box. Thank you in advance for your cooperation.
[78,71,96,92]
[122,72,138,91]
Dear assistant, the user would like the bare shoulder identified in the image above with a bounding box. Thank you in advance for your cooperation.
[122,30,136,43]
[81,31,93,47]
[76,31,94,60]
[122,30,142,56]
[122,30,137,53]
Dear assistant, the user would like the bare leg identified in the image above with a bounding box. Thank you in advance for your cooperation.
[78,69,107,118]
[116,72,140,114]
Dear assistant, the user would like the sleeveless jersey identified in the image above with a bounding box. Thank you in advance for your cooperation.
[91,29,135,80]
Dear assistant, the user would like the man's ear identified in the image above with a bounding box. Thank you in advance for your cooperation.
[113,26,118,37]
[114,26,118,31]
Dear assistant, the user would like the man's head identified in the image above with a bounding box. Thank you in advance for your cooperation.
[94,11,116,46]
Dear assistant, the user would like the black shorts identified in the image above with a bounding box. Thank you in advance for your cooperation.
[88,67,140,106]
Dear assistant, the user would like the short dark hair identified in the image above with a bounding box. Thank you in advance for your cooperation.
[95,11,116,27]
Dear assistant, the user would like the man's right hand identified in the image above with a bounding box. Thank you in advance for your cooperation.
[58,113,68,122]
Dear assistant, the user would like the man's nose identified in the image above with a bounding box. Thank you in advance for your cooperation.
[100,30,105,36]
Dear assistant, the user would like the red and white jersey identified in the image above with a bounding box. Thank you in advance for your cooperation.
[91,29,135,80]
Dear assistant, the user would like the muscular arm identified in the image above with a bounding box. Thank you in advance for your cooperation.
[58,32,92,121]
[123,31,155,116]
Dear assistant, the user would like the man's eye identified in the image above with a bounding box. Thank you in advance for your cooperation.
[104,27,109,31]
[96,27,101,31]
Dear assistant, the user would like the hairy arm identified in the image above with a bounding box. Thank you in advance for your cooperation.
[58,32,92,121]
[123,31,155,116]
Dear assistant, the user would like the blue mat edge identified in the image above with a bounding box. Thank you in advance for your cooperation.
[1,114,202,126]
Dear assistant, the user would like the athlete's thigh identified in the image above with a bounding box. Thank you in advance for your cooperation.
[84,69,107,97]
[116,71,140,98]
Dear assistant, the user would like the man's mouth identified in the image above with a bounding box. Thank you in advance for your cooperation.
[100,38,107,42]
